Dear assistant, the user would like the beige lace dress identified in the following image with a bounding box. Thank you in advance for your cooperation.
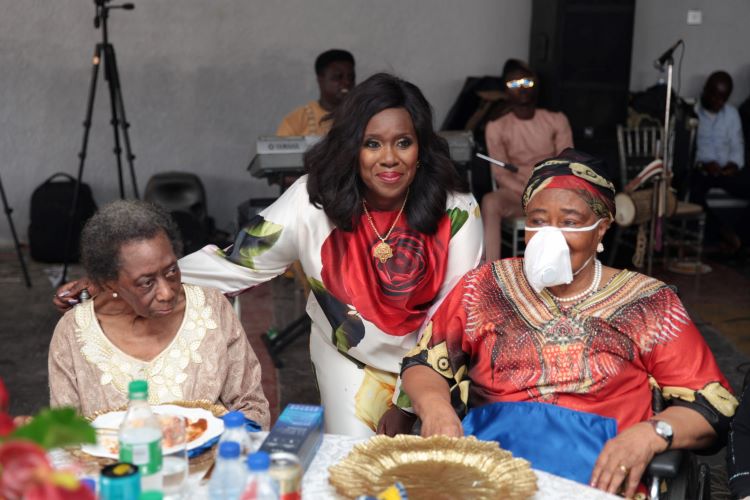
[48,284,270,429]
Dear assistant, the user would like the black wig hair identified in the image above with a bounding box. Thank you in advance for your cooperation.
[305,72,468,234]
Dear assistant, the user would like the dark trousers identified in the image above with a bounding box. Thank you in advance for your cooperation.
[690,167,750,242]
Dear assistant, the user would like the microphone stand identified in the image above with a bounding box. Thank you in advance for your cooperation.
[647,54,676,276]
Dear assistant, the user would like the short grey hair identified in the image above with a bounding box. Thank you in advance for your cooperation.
[80,200,183,284]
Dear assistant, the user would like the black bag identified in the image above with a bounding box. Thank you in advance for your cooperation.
[28,173,98,263]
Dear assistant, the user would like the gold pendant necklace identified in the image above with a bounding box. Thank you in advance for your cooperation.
[362,190,409,263]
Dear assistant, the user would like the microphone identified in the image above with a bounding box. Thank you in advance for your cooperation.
[654,40,682,70]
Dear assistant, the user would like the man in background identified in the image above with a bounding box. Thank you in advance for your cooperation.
[481,59,573,261]
[276,49,355,136]
[691,71,748,253]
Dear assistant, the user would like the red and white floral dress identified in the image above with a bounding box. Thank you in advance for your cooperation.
[179,176,483,436]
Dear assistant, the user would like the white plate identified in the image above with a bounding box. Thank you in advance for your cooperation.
[81,404,225,459]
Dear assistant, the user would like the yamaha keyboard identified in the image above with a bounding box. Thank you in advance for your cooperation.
[248,131,474,178]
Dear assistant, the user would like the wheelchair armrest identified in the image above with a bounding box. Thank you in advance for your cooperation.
[647,449,684,479]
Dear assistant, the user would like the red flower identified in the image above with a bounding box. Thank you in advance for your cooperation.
[0,441,94,500]
[0,413,15,437]
[0,378,8,412]
[0,441,50,499]
[321,212,451,335]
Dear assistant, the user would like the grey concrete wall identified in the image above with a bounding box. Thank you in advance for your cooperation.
[630,0,750,105]
[0,0,531,246]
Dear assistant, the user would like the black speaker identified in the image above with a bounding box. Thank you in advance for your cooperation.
[530,0,635,176]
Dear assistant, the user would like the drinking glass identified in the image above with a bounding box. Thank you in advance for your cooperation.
[159,415,188,500]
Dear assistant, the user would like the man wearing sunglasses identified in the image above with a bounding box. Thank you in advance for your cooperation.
[481,59,573,262]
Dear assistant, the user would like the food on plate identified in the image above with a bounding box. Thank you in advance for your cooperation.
[97,415,209,454]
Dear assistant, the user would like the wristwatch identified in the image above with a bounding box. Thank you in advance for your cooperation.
[649,419,674,449]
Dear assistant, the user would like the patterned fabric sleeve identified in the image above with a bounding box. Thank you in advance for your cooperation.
[623,286,738,436]
[400,274,475,416]
[48,312,82,411]
[212,290,271,430]
[178,177,307,294]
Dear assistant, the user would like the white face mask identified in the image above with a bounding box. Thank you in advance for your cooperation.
[522,219,603,293]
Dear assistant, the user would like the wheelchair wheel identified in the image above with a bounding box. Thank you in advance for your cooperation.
[661,452,704,500]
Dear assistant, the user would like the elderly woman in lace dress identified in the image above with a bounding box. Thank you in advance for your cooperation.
[48,200,269,429]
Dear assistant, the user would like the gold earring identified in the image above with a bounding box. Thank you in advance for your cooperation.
[416,161,421,169]
[597,242,604,253]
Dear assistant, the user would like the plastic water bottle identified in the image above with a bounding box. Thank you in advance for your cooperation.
[119,380,163,492]
[240,451,278,500]
[220,411,254,457]
[209,441,247,500]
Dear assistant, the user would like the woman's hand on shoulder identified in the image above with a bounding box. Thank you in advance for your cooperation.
[590,421,668,497]
[53,278,97,313]
[417,398,463,438]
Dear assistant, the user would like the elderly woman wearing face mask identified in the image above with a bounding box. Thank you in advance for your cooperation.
[399,149,738,497]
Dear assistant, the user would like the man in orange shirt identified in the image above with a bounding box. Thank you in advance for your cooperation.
[481,60,573,261]
[276,49,356,137]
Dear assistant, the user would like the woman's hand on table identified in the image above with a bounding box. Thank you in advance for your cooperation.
[53,278,97,313]
[377,407,417,437]
[590,421,667,497]
[417,398,463,438]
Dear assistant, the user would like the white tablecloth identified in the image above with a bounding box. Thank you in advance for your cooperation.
[192,433,619,499]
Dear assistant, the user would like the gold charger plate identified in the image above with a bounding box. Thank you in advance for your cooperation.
[68,400,228,473]
[328,435,538,500]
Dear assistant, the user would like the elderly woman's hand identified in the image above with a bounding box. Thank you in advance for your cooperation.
[377,407,417,436]
[590,421,668,497]
[53,278,97,313]
[417,398,464,438]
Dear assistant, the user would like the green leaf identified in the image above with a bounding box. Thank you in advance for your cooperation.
[334,324,351,352]
[308,277,327,294]
[396,390,413,409]
[447,208,469,238]
[247,220,283,239]
[10,408,96,450]
[233,218,285,269]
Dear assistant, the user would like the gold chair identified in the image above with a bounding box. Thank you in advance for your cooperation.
[609,123,707,271]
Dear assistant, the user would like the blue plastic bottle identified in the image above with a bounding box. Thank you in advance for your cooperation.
[209,441,247,500]
[240,451,278,500]
[220,411,256,456]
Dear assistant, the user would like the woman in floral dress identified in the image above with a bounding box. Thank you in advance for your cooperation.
[175,73,482,436]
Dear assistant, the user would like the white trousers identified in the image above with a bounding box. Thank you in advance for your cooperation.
[309,330,396,438]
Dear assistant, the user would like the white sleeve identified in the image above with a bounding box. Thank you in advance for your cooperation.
[436,191,484,305]
[178,177,308,294]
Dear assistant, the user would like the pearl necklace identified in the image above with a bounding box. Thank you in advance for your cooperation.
[548,259,602,303]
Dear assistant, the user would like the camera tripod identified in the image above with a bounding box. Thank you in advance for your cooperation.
[61,0,138,285]
[0,173,32,287]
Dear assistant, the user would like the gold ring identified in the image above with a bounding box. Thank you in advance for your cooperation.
[618,464,629,474]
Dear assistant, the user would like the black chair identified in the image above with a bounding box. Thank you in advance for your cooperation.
[144,172,212,253]
[646,387,712,500]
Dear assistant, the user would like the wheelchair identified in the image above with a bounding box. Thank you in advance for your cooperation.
[646,388,712,500]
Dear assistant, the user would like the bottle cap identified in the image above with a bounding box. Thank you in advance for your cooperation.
[80,478,96,493]
[223,411,244,428]
[128,380,148,400]
[219,441,241,459]
[139,492,164,500]
[247,451,270,471]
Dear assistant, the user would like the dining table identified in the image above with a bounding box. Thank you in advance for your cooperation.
[188,432,620,499]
